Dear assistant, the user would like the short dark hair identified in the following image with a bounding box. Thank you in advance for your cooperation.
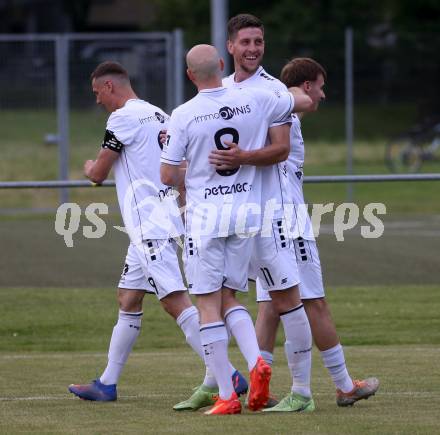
[227,14,264,40]
[280,58,327,88]
[90,61,129,81]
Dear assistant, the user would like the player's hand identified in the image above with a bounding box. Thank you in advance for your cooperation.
[208,141,245,169]
[159,129,168,145]
[83,160,95,179]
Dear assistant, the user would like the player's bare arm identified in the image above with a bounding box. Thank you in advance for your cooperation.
[160,162,184,187]
[289,86,314,112]
[208,123,290,169]
[176,161,187,208]
[83,148,119,184]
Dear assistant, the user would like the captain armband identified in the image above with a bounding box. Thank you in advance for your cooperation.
[101,129,124,153]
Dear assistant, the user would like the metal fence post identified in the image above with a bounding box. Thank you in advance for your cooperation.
[165,34,174,114]
[55,34,69,205]
[345,27,354,202]
[173,28,184,108]
[210,0,229,76]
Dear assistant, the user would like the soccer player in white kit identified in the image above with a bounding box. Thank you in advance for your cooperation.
[67,61,248,403]
[278,57,379,406]
[210,14,379,410]
[160,45,312,415]
[209,14,315,413]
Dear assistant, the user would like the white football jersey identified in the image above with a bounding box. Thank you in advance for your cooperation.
[287,115,315,240]
[223,67,291,220]
[103,99,184,242]
[224,67,315,240]
[160,86,294,238]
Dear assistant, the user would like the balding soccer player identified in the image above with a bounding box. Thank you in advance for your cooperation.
[161,45,313,415]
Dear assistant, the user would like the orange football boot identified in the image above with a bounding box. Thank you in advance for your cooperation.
[247,356,272,411]
[204,392,241,415]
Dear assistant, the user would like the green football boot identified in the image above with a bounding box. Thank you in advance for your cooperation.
[262,392,315,413]
[173,385,218,411]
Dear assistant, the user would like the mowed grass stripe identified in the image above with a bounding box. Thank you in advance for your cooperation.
[1,285,439,352]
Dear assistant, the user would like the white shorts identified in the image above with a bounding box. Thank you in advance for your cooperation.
[118,238,186,300]
[184,235,254,295]
[249,218,300,293]
[256,238,325,302]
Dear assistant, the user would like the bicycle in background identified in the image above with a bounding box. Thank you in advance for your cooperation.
[385,117,440,173]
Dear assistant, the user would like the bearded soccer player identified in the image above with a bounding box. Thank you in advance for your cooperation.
[209,14,379,410]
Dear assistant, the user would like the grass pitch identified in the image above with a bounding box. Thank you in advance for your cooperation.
[1,103,439,433]
[0,285,439,434]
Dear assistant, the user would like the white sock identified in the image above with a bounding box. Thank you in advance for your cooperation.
[321,343,354,393]
[200,322,234,400]
[176,306,231,388]
[280,304,312,398]
[100,310,142,385]
[176,306,204,360]
[224,306,260,371]
[260,350,274,366]
[225,323,238,377]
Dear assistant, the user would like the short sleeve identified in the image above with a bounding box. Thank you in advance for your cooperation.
[160,109,188,166]
[261,89,294,127]
[102,112,138,151]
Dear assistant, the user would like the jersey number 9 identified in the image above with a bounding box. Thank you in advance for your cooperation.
[214,127,240,177]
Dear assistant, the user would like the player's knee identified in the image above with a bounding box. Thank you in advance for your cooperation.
[221,287,238,313]
[117,289,144,312]
[119,300,143,312]
[303,297,330,317]
[269,285,302,313]
[160,300,177,318]
[160,290,191,319]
